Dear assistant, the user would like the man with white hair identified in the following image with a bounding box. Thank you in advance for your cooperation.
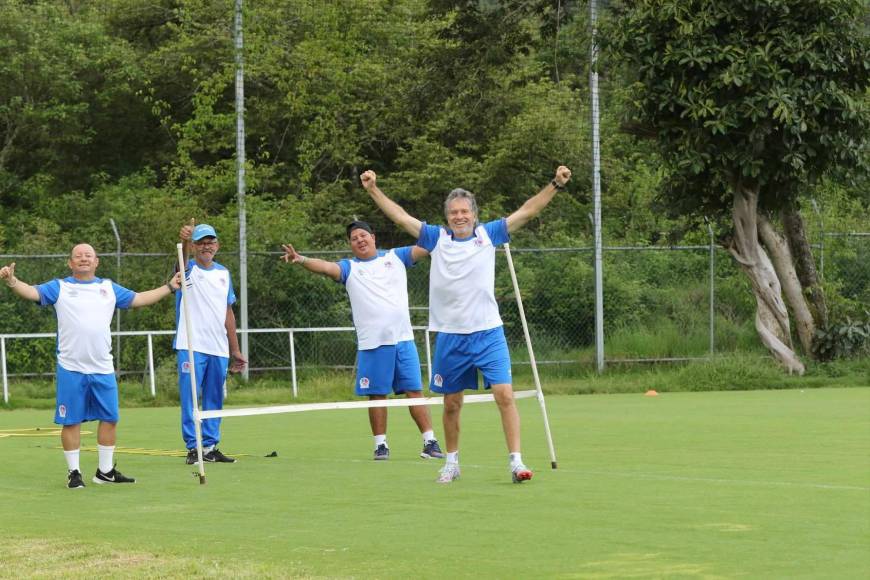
[1,244,181,488]
[362,166,571,484]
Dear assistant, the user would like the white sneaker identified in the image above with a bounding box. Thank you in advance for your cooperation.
[511,463,533,484]
[437,463,460,484]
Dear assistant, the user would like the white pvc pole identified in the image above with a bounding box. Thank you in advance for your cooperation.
[504,243,558,469]
[177,243,207,484]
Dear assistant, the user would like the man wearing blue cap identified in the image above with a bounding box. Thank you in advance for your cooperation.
[177,220,247,464]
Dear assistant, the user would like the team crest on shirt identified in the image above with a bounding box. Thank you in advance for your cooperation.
[474,238,483,247]
[100,288,108,298]
[433,374,443,387]
[359,377,370,389]
[58,404,66,418]
[182,361,191,374]
[220,277,226,287]
[384,260,393,269]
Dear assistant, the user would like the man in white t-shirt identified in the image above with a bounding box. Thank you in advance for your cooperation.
[281,221,443,461]
[362,166,571,484]
[176,222,247,465]
[1,244,181,489]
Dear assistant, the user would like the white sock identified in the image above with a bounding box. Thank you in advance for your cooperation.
[446,451,459,465]
[374,434,387,448]
[509,452,523,468]
[422,430,435,442]
[64,449,80,472]
[98,444,115,473]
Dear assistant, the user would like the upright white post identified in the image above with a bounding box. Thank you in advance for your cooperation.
[177,243,207,484]
[504,244,558,469]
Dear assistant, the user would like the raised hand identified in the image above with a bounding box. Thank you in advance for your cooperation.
[554,166,572,187]
[360,170,377,191]
[180,218,195,241]
[280,244,305,264]
[0,262,17,287]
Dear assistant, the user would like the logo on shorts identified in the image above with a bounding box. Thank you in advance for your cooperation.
[58,404,66,418]
[433,374,443,387]
[182,361,191,374]
[359,377,370,389]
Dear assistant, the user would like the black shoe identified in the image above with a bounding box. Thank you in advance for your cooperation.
[93,465,136,484]
[185,448,198,465]
[67,469,85,489]
[203,448,236,463]
[373,443,390,461]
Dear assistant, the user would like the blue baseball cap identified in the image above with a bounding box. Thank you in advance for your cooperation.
[192,224,218,241]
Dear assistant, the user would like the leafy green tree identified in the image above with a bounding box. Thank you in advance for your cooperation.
[608,0,870,373]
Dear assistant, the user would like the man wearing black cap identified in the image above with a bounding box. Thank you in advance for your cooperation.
[281,221,444,461]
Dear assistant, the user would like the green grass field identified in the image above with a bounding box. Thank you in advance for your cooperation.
[1,388,868,578]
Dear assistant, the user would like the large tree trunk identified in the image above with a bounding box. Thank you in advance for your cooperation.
[782,204,829,330]
[729,185,806,375]
[758,215,815,356]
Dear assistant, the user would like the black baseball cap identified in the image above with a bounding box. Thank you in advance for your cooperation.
[346,220,374,238]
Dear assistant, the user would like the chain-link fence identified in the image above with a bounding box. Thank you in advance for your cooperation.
[3,231,865,398]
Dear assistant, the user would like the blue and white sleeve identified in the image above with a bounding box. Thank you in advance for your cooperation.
[484,218,510,246]
[394,247,415,268]
[227,273,237,306]
[417,223,441,252]
[35,279,61,307]
[111,283,137,309]
[337,260,352,284]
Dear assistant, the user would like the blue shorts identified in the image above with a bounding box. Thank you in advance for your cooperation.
[430,327,512,394]
[54,364,120,425]
[355,340,423,396]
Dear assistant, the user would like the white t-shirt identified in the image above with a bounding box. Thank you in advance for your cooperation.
[417,219,510,334]
[174,260,235,357]
[338,248,416,351]
[36,277,135,374]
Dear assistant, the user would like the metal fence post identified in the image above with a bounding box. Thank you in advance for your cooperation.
[2,337,7,404]
[707,221,715,355]
[109,218,122,374]
[147,333,156,397]
[289,330,297,398]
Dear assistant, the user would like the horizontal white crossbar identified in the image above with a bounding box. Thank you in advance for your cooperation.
[200,389,538,420]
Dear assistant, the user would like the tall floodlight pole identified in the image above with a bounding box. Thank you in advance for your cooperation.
[234,0,249,379]
[590,0,605,372]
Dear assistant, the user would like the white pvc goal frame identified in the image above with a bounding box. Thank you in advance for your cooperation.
[188,243,558,484]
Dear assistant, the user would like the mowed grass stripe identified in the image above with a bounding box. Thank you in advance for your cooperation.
[1,388,867,578]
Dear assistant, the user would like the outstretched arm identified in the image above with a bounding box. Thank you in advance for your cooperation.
[506,166,572,233]
[130,272,182,308]
[0,263,39,302]
[281,244,341,281]
[360,170,422,238]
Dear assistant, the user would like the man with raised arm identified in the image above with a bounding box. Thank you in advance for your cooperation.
[361,166,572,484]
[280,220,444,461]
[1,244,181,489]
[176,221,247,465]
